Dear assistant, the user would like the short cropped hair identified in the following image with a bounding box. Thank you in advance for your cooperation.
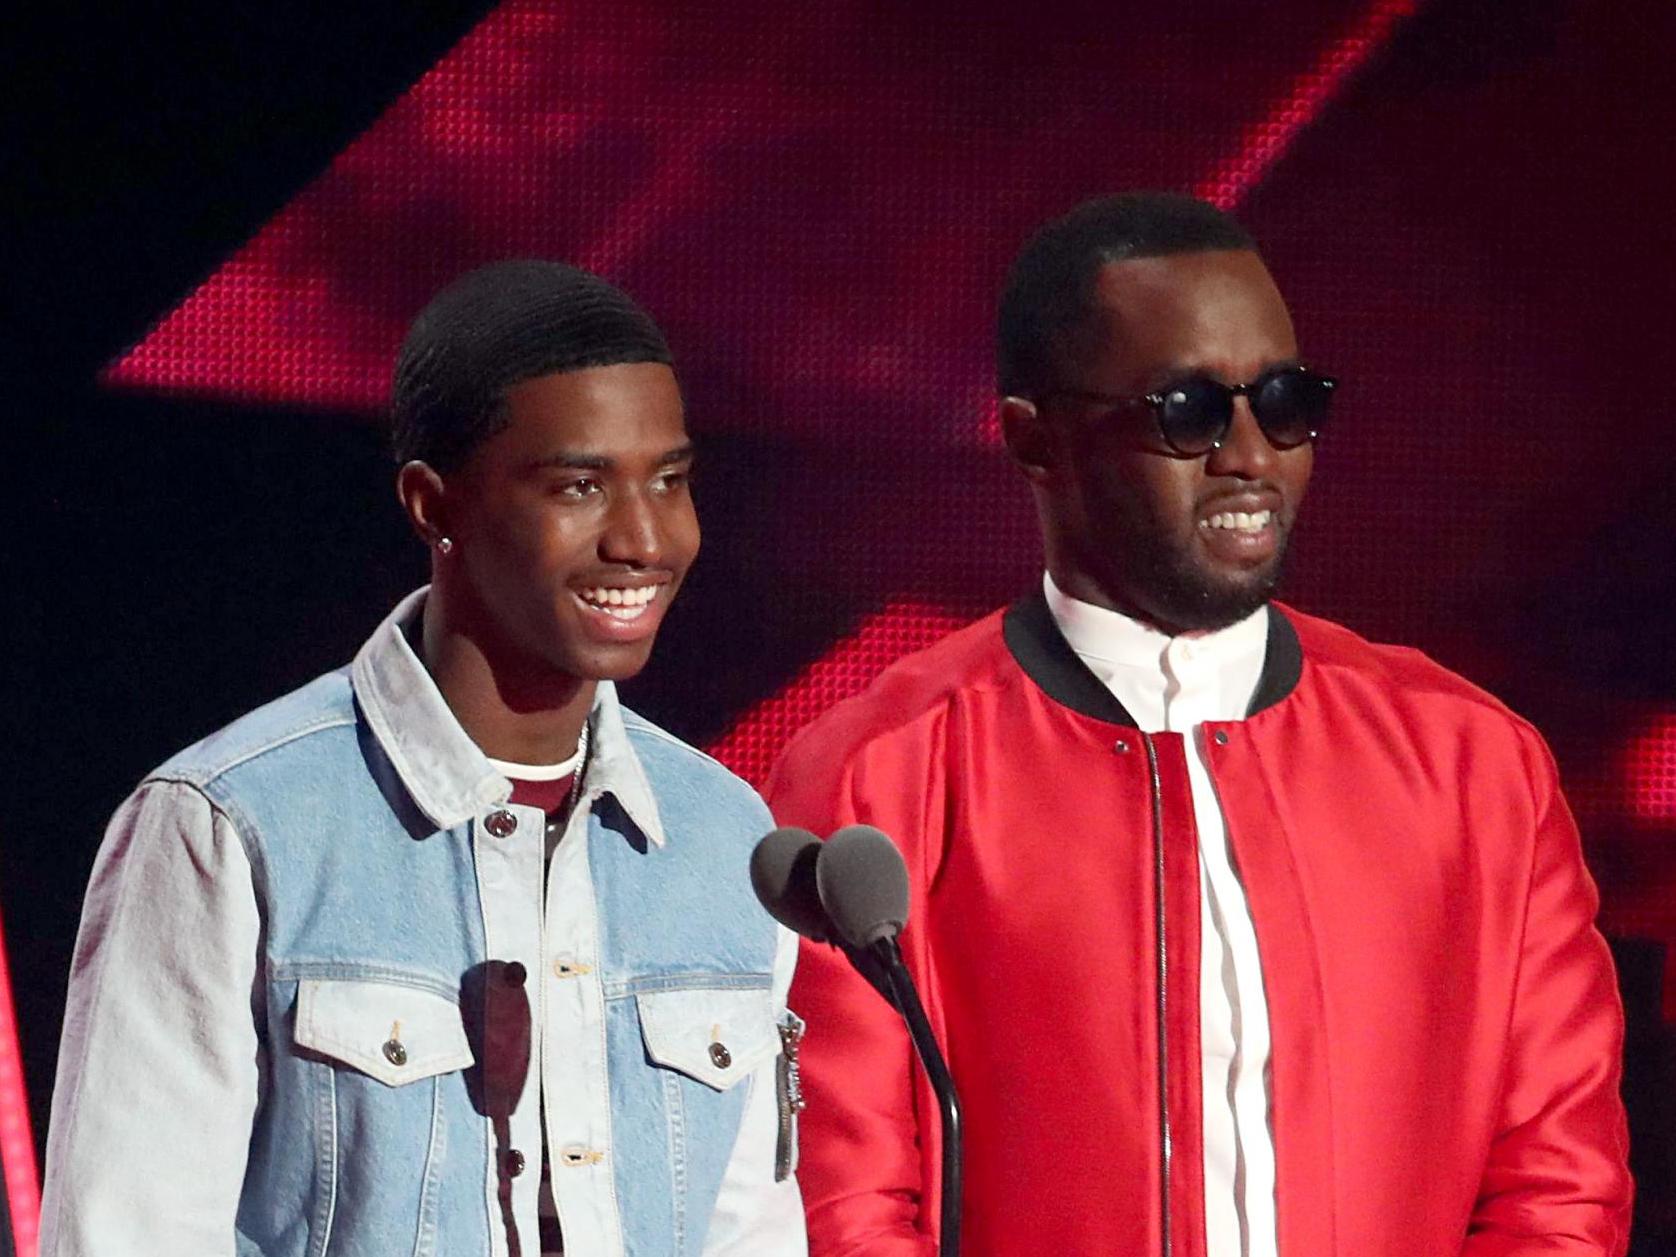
[996,192,1255,398]
[392,259,673,471]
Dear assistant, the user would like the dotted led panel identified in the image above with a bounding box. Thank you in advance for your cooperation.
[102,0,1423,782]
[93,0,1676,1008]
[708,603,976,784]
[0,908,37,1257]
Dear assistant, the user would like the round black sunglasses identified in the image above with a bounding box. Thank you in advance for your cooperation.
[1045,364,1337,457]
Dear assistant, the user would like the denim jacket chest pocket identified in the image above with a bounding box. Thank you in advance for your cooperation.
[284,977,478,1255]
[294,978,476,1085]
[629,984,784,1227]
[637,986,780,1089]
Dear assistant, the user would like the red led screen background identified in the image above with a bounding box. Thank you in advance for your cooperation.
[32,5,1665,1240]
[0,0,1667,1246]
[0,907,38,1257]
[103,0,1676,985]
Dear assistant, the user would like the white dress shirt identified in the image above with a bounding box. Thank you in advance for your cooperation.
[1045,572,1277,1257]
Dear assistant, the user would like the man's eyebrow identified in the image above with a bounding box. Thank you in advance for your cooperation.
[524,442,695,473]
[1152,354,1303,386]
[527,451,610,471]
[656,443,696,467]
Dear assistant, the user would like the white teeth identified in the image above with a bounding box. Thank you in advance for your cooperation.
[577,586,659,612]
[1200,509,1274,532]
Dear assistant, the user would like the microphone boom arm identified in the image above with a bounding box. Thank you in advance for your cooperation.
[869,936,962,1257]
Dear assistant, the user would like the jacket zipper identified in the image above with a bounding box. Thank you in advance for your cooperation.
[774,1013,806,1182]
[1142,733,1173,1257]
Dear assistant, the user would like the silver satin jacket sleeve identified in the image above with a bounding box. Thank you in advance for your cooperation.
[39,780,263,1255]
[702,922,808,1256]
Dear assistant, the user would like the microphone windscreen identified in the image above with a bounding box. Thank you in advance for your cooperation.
[750,827,833,942]
[817,825,910,948]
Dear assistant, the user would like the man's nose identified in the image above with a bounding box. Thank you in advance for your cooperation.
[1204,397,1277,479]
[600,490,663,566]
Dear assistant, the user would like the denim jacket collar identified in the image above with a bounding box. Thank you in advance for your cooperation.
[350,588,667,846]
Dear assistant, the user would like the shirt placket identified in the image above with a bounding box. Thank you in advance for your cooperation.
[539,787,623,1256]
[1169,637,1277,1257]
[473,801,548,1257]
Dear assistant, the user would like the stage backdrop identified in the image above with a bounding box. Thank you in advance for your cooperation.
[105,0,1676,976]
[5,0,1674,1249]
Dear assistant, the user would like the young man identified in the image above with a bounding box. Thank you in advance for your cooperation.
[768,195,1631,1255]
[40,261,806,1256]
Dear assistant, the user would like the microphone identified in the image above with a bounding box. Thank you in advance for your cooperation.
[750,826,834,943]
[751,826,900,1008]
[814,823,908,947]
[815,825,962,1257]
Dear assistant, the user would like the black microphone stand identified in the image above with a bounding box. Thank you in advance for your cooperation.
[868,936,961,1257]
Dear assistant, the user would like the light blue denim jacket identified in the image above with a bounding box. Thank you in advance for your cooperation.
[40,590,805,1257]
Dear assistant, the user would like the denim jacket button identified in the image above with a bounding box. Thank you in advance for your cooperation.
[505,1148,526,1178]
[484,809,518,838]
[708,1041,733,1069]
[382,1038,407,1067]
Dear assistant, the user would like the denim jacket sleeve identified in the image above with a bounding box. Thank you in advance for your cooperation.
[702,922,808,1256]
[39,779,262,1256]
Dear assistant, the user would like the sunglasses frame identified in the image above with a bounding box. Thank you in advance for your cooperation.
[1042,364,1337,457]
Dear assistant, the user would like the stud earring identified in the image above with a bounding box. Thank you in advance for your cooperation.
[437,537,454,555]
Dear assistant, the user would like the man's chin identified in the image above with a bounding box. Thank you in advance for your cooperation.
[564,640,659,685]
[1150,561,1283,634]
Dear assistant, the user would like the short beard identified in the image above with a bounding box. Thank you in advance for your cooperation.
[1134,531,1289,633]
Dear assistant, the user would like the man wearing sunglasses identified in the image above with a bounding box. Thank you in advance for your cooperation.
[769,193,1630,1255]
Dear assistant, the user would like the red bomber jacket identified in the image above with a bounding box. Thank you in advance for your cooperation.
[766,594,1631,1257]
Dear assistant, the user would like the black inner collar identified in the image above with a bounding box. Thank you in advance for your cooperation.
[1000,590,1303,727]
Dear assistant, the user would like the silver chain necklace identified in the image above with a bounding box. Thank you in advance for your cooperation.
[546,719,591,843]
[565,718,591,816]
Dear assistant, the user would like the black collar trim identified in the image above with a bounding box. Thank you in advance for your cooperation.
[1000,591,1303,726]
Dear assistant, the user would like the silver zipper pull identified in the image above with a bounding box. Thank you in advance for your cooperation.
[774,1011,807,1181]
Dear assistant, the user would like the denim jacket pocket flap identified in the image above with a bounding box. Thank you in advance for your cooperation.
[295,978,475,1087]
[637,987,779,1091]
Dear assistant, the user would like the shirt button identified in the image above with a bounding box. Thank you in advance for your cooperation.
[709,1041,733,1069]
[503,961,528,987]
[382,1039,408,1067]
[484,809,518,838]
[1113,738,1130,754]
[505,1148,526,1177]
[1213,730,1230,746]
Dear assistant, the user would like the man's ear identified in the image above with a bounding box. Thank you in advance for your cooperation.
[999,396,1059,482]
[395,460,450,550]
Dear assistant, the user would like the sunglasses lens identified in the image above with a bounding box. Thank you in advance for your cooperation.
[1254,368,1334,447]
[1157,377,1232,454]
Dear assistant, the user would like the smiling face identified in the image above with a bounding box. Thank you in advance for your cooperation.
[1013,248,1313,634]
[434,361,699,687]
